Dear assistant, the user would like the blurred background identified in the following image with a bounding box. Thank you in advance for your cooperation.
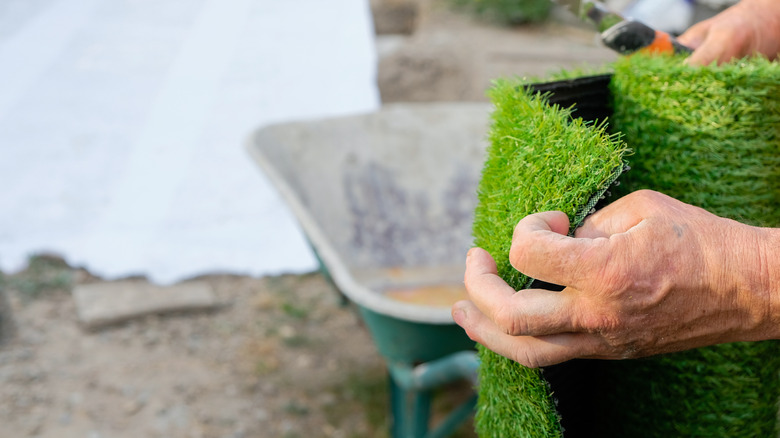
[0,0,735,437]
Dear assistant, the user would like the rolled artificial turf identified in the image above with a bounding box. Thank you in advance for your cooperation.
[610,55,780,226]
[473,54,780,437]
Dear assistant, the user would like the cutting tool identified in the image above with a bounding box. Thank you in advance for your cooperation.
[556,0,692,55]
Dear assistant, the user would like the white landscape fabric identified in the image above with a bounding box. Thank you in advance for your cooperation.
[0,0,380,283]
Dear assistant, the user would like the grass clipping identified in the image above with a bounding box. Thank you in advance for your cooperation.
[472,80,628,437]
[473,55,780,437]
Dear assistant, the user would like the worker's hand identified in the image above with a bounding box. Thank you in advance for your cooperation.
[678,0,780,66]
[452,190,780,368]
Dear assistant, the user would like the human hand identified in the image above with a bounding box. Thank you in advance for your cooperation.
[678,0,780,66]
[452,190,780,368]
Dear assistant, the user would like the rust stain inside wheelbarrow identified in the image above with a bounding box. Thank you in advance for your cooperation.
[384,284,468,307]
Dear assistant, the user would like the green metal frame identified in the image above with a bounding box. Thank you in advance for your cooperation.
[359,306,479,438]
[388,353,479,438]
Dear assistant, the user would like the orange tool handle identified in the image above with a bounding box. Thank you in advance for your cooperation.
[601,20,693,55]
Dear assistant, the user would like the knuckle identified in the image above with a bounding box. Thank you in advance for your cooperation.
[600,324,656,359]
[508,245,527,271]
[580,311,621,334]
[513,346,543,369]
[631,188,659,201]
[629,189,669,208]
[607,336,642,359]
[599,259,632,296]
[493,306,527,336]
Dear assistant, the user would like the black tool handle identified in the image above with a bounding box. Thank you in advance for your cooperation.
[601,19,693,55]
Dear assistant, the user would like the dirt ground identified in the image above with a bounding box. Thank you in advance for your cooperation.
[0,2,622,438]
[1,258,389,438]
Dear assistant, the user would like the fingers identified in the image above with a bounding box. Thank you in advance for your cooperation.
[678,6,755,66]
[686,29,745,66]
[509,211,606,290]
[463,247,518,313]
[574,196,644,239]
[452,300,600,368]
[464,247,580,336]
[677,20,710,50]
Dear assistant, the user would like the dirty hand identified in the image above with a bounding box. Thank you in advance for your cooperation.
[452,190,780,368]
[678,0,780,66]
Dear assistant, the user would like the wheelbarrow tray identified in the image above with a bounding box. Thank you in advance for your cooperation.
[246,103,491,330]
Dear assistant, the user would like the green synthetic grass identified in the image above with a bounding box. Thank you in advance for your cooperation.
[472,79,629,437]
[449,0,552,25]
[473,55,780,437]
[610,54,780,226]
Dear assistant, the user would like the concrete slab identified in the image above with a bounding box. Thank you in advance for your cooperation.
[73,280,219,329]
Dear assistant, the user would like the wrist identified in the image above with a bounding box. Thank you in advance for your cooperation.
[731,223,780,341]
[757,227,780,338]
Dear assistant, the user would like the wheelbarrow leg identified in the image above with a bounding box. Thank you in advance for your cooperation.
[386,351,479,437]
[389,373,431,438]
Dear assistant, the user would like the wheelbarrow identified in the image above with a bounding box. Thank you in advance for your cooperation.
[246,103,491,438]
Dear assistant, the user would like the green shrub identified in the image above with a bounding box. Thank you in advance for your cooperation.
[450,0,552,25]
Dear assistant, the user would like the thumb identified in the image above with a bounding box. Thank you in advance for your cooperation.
[509,211,606,290]
[678,19,711,50]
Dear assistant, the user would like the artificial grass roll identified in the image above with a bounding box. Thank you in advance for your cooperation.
[472,79,629,437]
[610,54,780,226]
[602,53,780,437]
[473,54,780,437]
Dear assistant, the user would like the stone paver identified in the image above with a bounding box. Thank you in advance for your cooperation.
[73,280,219,329]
